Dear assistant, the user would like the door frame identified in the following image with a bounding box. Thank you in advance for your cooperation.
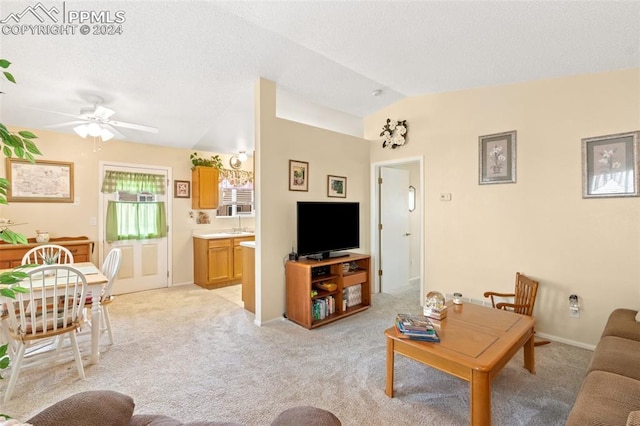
[97,161,173,288]
[370,156,424,301]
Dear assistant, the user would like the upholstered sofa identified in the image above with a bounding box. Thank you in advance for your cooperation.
[566,308,640,426]
[24,390,341,426]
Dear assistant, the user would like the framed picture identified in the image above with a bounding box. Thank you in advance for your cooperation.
[289,160,309,191]
[479,131,517,185]
[327,175,347,198]
[174,180,190,198]
[6,158,74,202]
[582,131,639,198]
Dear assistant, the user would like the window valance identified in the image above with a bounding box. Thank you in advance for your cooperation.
[101,171,166,194]
[219,169,253,189]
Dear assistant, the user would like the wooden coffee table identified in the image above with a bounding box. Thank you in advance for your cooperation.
[385,302,535,425]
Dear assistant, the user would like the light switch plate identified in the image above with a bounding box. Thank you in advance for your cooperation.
[439,193,452,201]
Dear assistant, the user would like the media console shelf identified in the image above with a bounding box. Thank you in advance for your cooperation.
[285,253,371,329]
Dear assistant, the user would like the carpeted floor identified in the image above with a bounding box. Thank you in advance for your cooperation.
[2,283,592,425]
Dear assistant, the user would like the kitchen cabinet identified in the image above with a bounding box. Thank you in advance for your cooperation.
[193,235,255,289]
[191,166,219,210]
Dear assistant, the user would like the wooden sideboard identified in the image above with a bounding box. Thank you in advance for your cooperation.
[0,236,95,269]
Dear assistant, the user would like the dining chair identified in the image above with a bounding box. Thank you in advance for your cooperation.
[21,244,74,265]
[484,272,550,346]
[96,248,122,345]
[2,264,88,402]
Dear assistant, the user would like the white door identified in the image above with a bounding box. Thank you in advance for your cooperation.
[99,163,170,295]
[380,167,410,292]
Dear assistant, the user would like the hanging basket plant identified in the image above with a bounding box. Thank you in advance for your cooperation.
[380,118,408,149]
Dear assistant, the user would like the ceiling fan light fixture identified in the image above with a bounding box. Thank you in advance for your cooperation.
[100,128,114,142]
[73,124,89,138]
[87,122,102,137]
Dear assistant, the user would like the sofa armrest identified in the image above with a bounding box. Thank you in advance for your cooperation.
[27,390,135,426]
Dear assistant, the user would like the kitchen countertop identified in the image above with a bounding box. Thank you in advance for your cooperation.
[193,231,255,240]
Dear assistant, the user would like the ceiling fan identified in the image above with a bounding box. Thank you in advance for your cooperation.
[40,95,159,141]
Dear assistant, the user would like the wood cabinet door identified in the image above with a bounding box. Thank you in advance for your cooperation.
[233,245,244,279]
[207,243,232,284]
[192,167,219,209]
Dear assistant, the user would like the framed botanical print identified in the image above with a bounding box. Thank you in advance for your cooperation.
[479,131,517,185]
[327,175,347,198]
[582,131,639,198]
[289,160,309,191]
[174,180,190,198]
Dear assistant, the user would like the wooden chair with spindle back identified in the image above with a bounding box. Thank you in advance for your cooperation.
[484,272,550,346]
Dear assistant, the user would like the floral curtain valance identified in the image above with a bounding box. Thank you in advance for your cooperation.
[101,171,166,194]
[219,169,253,189]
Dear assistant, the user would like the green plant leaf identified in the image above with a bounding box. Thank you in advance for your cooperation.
[2,146,11,158]
[0,59,10,69]
[23,139,41,156]
[9,133,24,148]
[3,71,15,84]
[0,344,7,357]
[14,145,24,158]
[17,130,37,139]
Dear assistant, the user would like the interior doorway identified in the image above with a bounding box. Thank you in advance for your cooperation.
[371,157,424,303]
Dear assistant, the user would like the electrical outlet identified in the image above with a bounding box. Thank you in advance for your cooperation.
[570,308,580,318]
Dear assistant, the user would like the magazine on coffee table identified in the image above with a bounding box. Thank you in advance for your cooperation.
[395,313,440,342]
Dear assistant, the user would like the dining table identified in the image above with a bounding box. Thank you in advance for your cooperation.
[1,261,108,365]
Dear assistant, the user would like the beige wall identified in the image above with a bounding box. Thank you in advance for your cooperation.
[365,68,640,347]
[255,78,371,323]
[0,129,254,286]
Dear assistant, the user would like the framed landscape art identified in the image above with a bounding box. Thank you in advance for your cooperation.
[582,131,639,198]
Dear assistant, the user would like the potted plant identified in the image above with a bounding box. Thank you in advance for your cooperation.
[190,152,223,170]
[0,59,42,397]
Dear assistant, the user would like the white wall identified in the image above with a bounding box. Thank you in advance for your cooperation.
[365,68,640,347]
[255,78,371,324]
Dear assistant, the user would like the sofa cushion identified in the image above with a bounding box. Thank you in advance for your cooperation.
[601,309,640,341]
[628,411,640,426]
[270,406,341,426]
[26,390,134,426]
[566,370,640,426]
[588,336,640,381]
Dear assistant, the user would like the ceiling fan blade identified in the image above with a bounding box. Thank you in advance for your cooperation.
[109,120,159,134]
[44,121,87,129]
[102,123,125,140]
[94,105,115,119]
[28,106,83,120]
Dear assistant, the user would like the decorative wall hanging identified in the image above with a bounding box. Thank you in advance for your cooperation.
[582,131,639,198]
[380,119,408,149]
[6,159,74,202]
[479,131,517,185]
[289,160,309,191]
[174,180,190,198]
[327,175,347,198]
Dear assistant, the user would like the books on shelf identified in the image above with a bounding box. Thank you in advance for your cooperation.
[312,295,336,321]
[395,313,440,342]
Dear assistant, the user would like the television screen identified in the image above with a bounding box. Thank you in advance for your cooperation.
[297,201,359,259]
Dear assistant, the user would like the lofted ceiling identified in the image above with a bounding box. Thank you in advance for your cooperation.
[0,1,638,155]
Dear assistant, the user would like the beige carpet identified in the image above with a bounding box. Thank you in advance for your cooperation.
[1,283,592,425]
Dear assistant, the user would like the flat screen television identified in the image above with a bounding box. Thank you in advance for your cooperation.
[297,201,359,260]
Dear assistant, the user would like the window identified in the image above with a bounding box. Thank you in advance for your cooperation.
[102,171,167,241]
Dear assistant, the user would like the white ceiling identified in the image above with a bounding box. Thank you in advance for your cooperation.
[1,1,638,155]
